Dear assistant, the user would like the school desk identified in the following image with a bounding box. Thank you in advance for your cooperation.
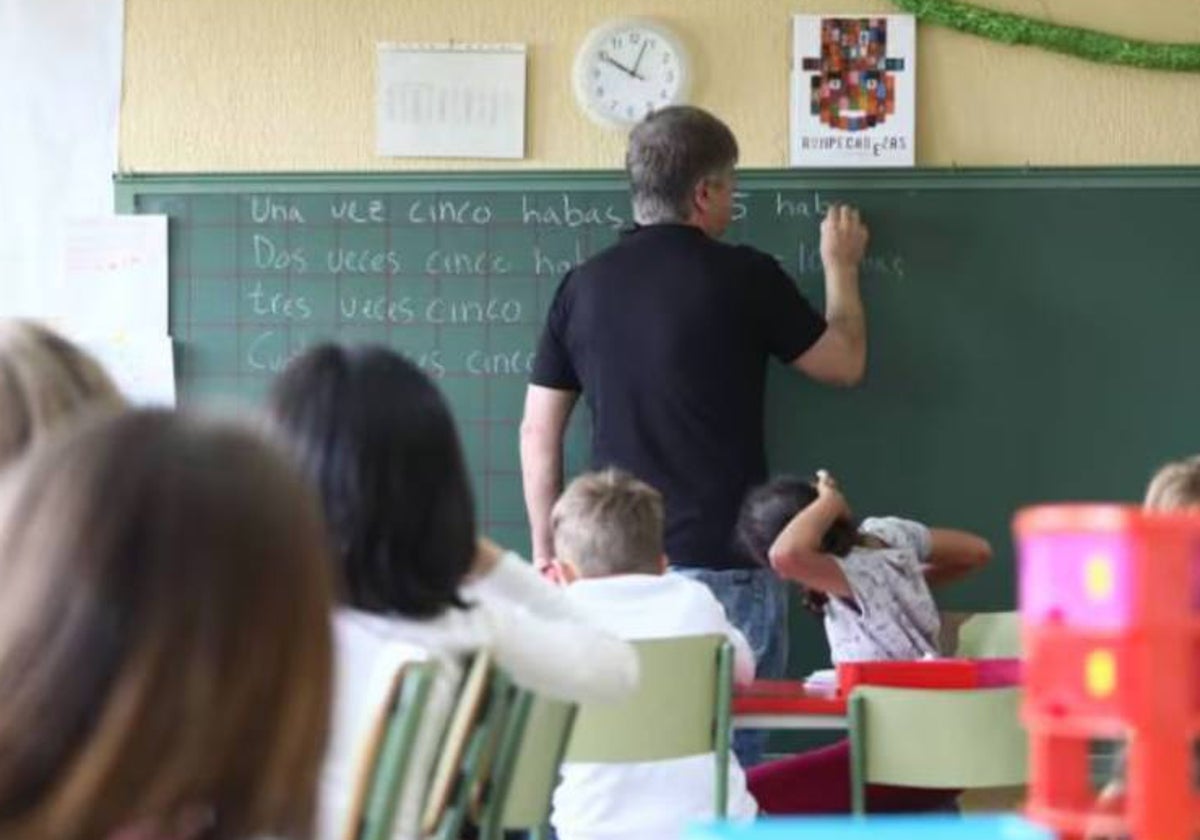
[732,680,847,730]
[732,659,1021,731]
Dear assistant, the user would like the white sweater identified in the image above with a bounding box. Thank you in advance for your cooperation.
[552,573,759,840]
[316,552,639,840]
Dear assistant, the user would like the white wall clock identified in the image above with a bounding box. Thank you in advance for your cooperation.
[573,18,692,128]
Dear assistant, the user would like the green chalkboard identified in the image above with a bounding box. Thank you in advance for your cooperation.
[115,169,1200,623]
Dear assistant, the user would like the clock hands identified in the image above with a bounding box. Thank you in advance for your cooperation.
[631,41,649,77]
[599,51,645,81]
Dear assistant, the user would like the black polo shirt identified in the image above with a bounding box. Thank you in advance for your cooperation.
[531,224,826,570]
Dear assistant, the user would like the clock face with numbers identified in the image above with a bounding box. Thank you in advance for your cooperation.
[573,18,692,128]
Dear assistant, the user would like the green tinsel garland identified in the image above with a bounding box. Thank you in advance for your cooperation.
[889,0,1200,72]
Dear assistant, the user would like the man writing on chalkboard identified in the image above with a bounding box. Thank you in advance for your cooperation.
[520,106,868,764]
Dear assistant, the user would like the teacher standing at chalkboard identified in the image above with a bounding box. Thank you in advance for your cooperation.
[519,106,868,763]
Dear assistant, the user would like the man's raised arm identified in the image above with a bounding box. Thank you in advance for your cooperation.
[792,204,869,387]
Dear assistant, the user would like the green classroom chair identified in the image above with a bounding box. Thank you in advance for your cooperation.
[954,610,1022,659]
[563,634,735,818]
[848,685,1028,815]
[472,688,578,840]
[355,661,437,840]
[421,651,509,840]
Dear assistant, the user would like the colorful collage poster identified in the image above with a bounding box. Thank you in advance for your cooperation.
[791,15,916,167]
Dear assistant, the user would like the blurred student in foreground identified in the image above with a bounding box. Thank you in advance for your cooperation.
[0,410,334,840]
[0,318,124,468]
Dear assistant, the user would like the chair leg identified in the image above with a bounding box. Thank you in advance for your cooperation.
[849,693,867,816]
[714,643,733,818]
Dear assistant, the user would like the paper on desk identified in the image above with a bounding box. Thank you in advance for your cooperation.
[804,668,837,687]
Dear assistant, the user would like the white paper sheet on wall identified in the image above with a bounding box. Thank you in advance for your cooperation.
[60,215,168,338]
[376,43,527,159]
[80,333,175,407]
[0,0,125,320]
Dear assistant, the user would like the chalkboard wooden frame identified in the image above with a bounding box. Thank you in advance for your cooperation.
[117,166,1200,205]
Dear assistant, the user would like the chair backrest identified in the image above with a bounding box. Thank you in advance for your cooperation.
[564,634,734,816]
[474,689,577,838]
[355,662,437,840]
[421,651,502,839]
[954,611,1021,658]
[848,685,1028,815]
[327,628,430,840]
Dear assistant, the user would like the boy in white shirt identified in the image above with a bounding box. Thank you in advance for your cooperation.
[548,468,759,840]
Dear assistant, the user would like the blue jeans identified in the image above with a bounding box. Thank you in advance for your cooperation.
[670,566,790,768]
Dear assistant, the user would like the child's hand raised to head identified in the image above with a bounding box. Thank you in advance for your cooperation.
[815,470,852,520]
[759,471,857,599]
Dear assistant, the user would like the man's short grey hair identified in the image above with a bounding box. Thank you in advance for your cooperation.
[551,469,664,577]
[626,106,739,225]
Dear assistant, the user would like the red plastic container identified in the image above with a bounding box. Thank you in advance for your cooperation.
[837,657,1022,696]
[1015,504,1200,840]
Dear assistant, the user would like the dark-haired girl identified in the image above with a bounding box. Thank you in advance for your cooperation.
[735,470,990,814]
[269,344,637,840]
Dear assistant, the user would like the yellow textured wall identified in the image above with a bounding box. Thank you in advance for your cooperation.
[120,0,1200,171]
